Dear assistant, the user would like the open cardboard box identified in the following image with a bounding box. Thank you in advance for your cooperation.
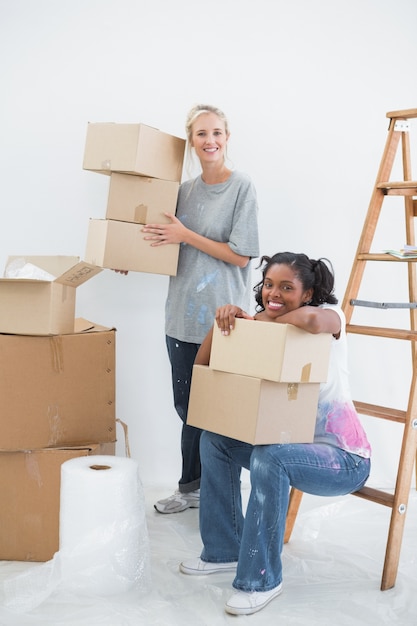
[187,365,320,445]
[0,256,102,335]
[210,317,332,382]
[83,122,186,182]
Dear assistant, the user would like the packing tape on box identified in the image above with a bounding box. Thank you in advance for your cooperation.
[287,383,299,400]
[301,363,312,382]
[1,455,151,613]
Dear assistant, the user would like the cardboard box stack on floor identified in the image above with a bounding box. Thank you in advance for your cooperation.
[187,318,332,445]
[83,122,186,276]
[0,255,116,562]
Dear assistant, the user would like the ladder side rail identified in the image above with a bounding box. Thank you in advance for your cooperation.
[402,130,417,335]
[342,123,402,322]
[283,488,303,544]
[380,368,417,590]
[400,126,417,493]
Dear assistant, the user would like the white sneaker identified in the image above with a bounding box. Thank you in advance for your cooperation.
[225,583,283,615]
[154,489,200,514]
[180,557,237,576]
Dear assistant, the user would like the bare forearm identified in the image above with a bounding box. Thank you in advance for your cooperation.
[183,229,249,267]
[142,214,250,267]
[268,306,340,335]
[194,327,214,365]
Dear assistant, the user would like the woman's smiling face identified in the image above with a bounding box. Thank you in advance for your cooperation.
[261,263,313,320]
[190,112,229,166]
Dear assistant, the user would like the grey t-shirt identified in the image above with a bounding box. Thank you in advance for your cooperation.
[165,170,260,344]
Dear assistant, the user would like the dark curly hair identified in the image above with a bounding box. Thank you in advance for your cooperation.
[253,252,338,312]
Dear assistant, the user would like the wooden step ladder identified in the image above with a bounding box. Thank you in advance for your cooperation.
[284,107,417,591]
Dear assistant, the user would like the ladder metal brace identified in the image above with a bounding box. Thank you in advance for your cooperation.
[394,119,410,132]
[350,299,417,309]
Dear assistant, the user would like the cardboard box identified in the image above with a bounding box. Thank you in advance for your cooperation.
[106,172,179,224]
[85,218,179,276]
[187,365,320,445]
[0,256,102,335]
[0,443,115,561]
[0,321,116,450]
[210,318,332,382]
[83,122,186,182]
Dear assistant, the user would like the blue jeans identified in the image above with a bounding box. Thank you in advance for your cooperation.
[199,431,370,592]
[166,336,202,493]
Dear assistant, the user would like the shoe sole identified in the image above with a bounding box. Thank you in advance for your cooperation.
[179,563,237,576]
[154,502,200,514]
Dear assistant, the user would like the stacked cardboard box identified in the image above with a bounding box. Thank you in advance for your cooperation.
[0,443,115,562]
[0,120,185,561]
[187,318,332,445]
[0,255,102,335]
[0,317,116,561]
[83,122,186,276]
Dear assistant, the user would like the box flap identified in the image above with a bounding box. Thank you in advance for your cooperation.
[54,261,102,287]
[2,255,81,283]
[74,318,115,333]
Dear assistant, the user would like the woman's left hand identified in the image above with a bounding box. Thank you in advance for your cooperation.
[215,304,254,335]
[142,214,186,246]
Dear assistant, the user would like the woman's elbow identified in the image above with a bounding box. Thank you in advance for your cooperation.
[236,255,250,268]
[306,315,326,334]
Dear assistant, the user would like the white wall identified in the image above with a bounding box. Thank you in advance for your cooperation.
[1,0,417,490]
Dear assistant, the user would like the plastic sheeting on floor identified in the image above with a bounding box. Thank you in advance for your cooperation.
[0,484,416,625]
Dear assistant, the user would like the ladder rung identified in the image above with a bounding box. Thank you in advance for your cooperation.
[353,486,395,508]
[377,181,417,196]
[346,324,417,340]
[357,253,415,262]
[353,401,406,424]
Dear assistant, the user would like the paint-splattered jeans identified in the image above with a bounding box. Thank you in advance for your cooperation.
[199,431,370,592]
[166,335,202,493]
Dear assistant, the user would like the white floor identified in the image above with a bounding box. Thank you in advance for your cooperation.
[1,485,417,625]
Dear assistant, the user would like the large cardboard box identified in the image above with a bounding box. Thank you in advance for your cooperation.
[85,218,179,276]
[210,318,332,382]
[0,321,116,450]
[187,365,320,445]
[0,256,102,335]
[106,172,179,224]
[83,122,186,182]
[0,443,115,562]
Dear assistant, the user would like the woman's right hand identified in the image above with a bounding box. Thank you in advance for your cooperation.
[215,304,254,335]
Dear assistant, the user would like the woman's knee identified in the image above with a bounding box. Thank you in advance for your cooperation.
[250,445,279,475]
[200,430,219,457]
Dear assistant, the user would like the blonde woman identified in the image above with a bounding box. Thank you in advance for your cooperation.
[143,104,260,513]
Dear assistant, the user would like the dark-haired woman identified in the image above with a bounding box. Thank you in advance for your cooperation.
[179,252,371,616]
